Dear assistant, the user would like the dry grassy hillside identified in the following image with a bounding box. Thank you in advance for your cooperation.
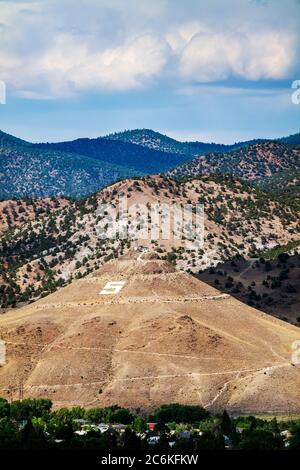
[0,253,300,414]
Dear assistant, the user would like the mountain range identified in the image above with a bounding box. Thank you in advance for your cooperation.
[105,128,300,153]
[1,128,300,199]
[104,128,266,155]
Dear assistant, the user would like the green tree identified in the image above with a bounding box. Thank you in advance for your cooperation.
[132,416,147,433]
[238,429,284,450]
[0,417,19,449]
[85,407,104,423]
[104,406,134,424]
[153,404,209,424]
[20,418,47,449]
[0,397,10,418]
[195,431,225,451]
[10,399,52,421]
[220,409,234,435]
[288,422,300,449]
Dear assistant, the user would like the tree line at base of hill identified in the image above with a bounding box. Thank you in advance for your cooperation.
[0,398,300,451]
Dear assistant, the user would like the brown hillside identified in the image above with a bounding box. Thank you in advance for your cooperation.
[0,252,300,415]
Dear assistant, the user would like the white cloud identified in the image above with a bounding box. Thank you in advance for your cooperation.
[177,29,296,82]
[0,1,170,98]
[0,0,299,99]
[31,33,169,97]
[70,33,170,92]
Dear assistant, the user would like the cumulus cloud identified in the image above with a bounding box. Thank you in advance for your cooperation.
[0,0,299,99]
[10,33,170,98]
[178,29,296,81]
[69,33,170,92]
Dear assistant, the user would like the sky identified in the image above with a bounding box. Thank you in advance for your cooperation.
[0,0,299,143]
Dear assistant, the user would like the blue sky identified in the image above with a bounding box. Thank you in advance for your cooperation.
[0,0,299,143]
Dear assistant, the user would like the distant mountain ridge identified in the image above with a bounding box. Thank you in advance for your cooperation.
[1,128,300,199]
[105,129,300,163]
[104,128,267,156]
[33,136,190,174]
